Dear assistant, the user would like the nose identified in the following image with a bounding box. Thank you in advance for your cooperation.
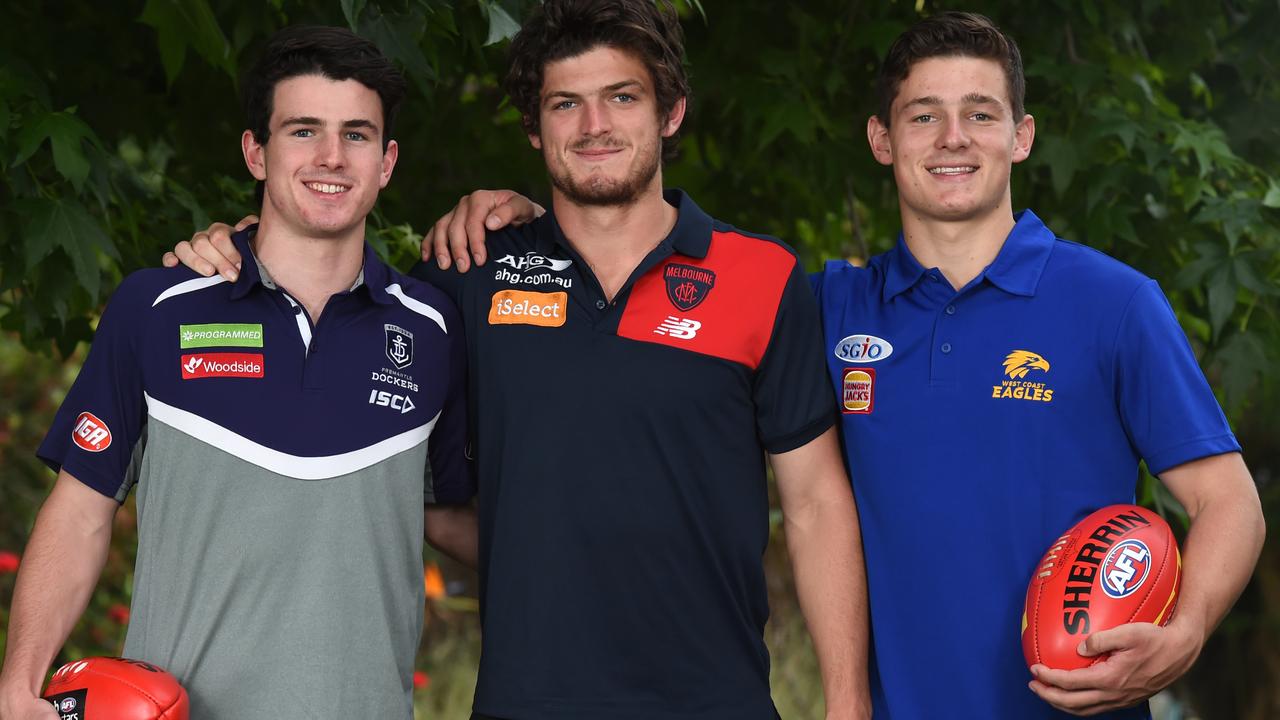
[936,114,970,150]
[580,99,611,137]
[314,131,346,169]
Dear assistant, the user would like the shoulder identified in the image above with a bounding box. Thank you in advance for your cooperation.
[1042,237,1152,298]
[114,266,230,312]
[707,219,801,268]
[381,264,463,335]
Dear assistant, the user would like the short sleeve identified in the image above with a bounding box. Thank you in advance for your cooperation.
[1115,280,1240,474]
[424,299,476,505]
[37,281,150,501]
[409,259,464,304]
[753,260,838,454]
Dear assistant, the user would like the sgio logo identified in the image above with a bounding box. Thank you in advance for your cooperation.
[834,334,893,363]
[369,389,416,415]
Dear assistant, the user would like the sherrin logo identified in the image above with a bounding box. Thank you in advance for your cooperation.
[992,349,1055,403]
[488,290,567,327]
[72,412,111,452]
[834,334,893,363]
[1100,539,1152,599]
[842,368,875,414]
[181,353,265,379]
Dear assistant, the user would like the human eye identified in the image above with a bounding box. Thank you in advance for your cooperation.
[911,113,935,123]
[551,99,576,111]
[613,93,636,103]
[292,128,315,137]
[345,131,368,141]
[971,111,995,122]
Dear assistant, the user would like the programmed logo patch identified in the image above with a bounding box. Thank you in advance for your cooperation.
[1101,539,1152,599]
[663,263,715,311]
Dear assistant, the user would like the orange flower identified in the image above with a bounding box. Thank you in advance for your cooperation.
[424,563,445,600]
[108,604,130,624]
[0,551,19,574]
[413,670,430,690]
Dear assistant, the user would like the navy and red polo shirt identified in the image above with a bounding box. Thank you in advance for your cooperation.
[412,190,835,720]
[813,210,1239,719]
[38,229,472,718]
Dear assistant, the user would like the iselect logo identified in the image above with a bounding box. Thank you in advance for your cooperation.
[181,353,265,379]
[180,323,264,348]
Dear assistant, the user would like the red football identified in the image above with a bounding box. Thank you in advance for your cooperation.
[42,657,189,720]
[1022,504,1181,670]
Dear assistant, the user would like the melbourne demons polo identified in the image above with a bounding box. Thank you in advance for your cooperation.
[413,190,834,720]
[38,228,472,719]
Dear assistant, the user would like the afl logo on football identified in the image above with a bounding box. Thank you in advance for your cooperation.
[834,334,893,363]
[1101,539,1152,599]
[59,697,77,712]
[842,368,875,414]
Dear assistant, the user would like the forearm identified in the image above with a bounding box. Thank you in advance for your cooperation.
[784,492,870,719]
[0,474,115,698]
[425,504,479,569]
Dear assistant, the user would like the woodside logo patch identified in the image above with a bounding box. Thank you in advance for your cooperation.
[488,290,567,327]
[181,353,265,379]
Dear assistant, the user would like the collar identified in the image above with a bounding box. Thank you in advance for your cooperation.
[228,225,395,305]
[882,209,1056,301]
[533,188,714,259]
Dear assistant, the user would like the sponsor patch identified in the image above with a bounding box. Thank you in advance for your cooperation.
[834,333,893,363]
[653,316,701,339]
[72,412,112,452]
[369,389,416,415]
[179,323,263,348]
[385,323,414,369]
[1101,539,1152,599]
[488,290,567,327]
[991,349,1055,403]
[841,368,875,414]
[181,353,265,380]
[663,263,716,311]
[495,252,573,272]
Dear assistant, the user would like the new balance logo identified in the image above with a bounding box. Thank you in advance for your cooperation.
[653,316,701,339]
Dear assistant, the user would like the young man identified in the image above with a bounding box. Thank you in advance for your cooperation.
[405,11,1266,720]
[167,2,869,719]
[0,26,475,719]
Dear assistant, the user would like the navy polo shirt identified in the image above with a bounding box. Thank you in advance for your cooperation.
[412,190,834,720]
[813,210,1239,720]
[38,228,472,718]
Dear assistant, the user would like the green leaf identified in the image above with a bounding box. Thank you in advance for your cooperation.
[21,198,117,301]
[361,11,436,89]
[13,110,96,191]
[1205,263,1235,338]
[1233,256,1275,296]
[1036,136,1078,197]
[140,0,234,85]
[341,0,367,30]
[480,2,521,46]
[1263,179,1280,209]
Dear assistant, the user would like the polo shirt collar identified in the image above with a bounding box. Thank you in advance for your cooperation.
[533,188,713,259]
[228,224,395,305]
[881,209,1055,301]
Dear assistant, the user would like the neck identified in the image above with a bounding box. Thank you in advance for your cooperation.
[900,201,1017,290]
[252,212,365,322]
[551,180,677,301]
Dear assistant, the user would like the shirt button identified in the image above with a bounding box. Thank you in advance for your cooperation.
[929,273,940,282]
[945,305,956,315]
[595,299,606,310]
[941,342,952,354]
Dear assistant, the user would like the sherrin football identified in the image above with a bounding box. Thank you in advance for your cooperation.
[42,657,189,720]
[1022,504,1181,670]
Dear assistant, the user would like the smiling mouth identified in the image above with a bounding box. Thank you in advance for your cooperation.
[928,166,978,176]
[304,182,350,194]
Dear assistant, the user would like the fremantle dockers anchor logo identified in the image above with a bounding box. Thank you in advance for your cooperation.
[385,323,414,369]
[663,263,716,311]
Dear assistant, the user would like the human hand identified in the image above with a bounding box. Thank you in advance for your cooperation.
[161,216,255,281]
[424,189,543,272]
[0,690,58,720]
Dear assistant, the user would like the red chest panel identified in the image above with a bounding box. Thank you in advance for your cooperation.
[616,231,795,369]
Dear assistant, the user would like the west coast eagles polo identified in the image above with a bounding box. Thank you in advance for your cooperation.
[812,210,1239,720]
[412,190,834,720]
[38,228,472,719]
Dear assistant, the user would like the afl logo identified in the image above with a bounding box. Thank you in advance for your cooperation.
[59,697,77,712]
[834,334,893,363]
[1101,539,1152,599]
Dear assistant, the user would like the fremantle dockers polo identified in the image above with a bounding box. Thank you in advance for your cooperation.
[812,210,1240,720]
[412,190,834,720]
[39,228,472,720]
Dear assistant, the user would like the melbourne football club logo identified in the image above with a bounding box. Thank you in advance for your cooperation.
[1101,539,1152,599]
[663,263,716,311]
[385,323,414,369]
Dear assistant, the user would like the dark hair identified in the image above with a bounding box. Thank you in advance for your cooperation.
[243,25,407,150]
[504,0,690,161]
[876,11,1025,127]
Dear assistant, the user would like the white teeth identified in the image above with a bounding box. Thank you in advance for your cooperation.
[929,166,977,175]
[306,182,348,194]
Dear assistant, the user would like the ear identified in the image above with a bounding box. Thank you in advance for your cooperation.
[527,116,543,150]
[378,139,399,189]
[242,130,267,181]
[660,96,687,138]
[1012,113,1035,164]
[867,115,893,167]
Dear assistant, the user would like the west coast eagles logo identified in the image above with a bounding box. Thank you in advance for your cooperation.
[664,263,715,311]
[992,349,1054,402]
[385,324,414,370]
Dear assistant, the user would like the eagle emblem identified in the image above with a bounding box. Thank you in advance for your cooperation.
[1002,350,1050,379]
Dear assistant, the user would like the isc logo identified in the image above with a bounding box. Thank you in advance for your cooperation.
[72,412,112,452]
[834,334,893,363]
[1101,539,1152,598]
[369,389,416,415]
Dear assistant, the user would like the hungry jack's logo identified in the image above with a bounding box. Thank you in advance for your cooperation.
[663,263,715,311]
[992,349,1054,402]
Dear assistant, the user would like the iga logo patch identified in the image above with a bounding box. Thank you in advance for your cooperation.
[1101,539,1152,599]
[834,334,893,363]
[385,323,414,369]
[663,263,715,311]
[841,368,875,414]
[72,412,112,452]
[180,353,264,379]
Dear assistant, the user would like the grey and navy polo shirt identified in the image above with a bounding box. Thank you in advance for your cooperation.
[412,190,834,720]
[813,210,1239,719]
[39,228,472,719]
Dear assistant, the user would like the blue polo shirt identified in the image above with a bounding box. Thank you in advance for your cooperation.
[38,228,473,719]
[813,210,1239,720]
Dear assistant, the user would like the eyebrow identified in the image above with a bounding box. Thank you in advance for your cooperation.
[544,79,645,103]
[278,116,381,133]
[901,93,1004,110]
